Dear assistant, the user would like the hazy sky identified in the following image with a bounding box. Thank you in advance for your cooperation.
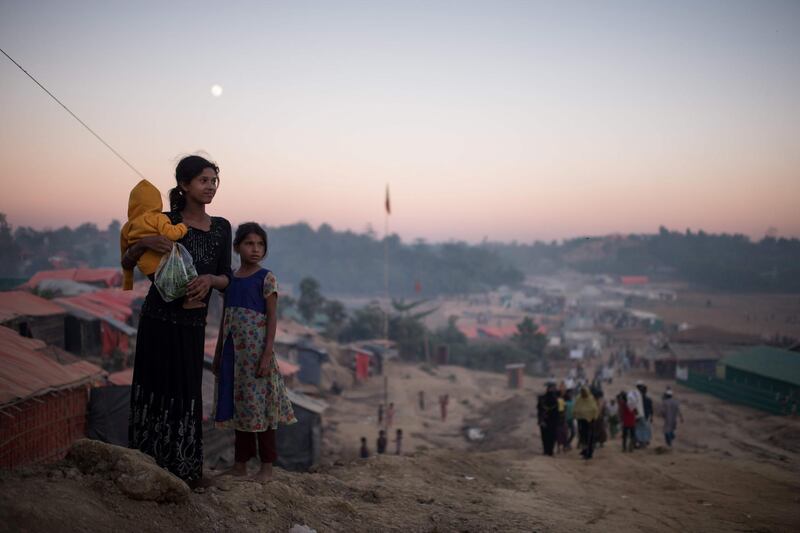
[1,1,798,243]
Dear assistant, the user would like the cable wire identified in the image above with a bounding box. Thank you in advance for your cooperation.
[0,46,147,180]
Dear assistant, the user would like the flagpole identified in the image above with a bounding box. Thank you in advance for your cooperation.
[384,184,390,340]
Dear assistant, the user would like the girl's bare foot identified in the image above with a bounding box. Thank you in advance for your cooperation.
[249,463,273,483]
[216,462,247,477]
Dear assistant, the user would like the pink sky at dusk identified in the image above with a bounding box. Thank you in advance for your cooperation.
[1,1,799,243]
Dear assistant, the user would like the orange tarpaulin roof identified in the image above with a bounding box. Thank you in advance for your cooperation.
[458,324,519,340]
[477,325,519,339]
[0,326,106,406]
[23,268,123,289]
[54,284,148,323]
[277,358,300,376]
[620,276,649,285]
[108,368,134,386]
[0,291,66,322]
[458,325,480,340]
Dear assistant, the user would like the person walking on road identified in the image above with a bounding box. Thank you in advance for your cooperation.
[660,387,684,447]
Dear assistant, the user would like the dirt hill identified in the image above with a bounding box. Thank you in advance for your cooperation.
[2,362,799,532]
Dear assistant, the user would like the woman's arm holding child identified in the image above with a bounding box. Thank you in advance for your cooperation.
[121,235,173,270]
[257,293,278,378]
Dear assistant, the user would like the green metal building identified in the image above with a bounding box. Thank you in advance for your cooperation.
[721,346,800,399]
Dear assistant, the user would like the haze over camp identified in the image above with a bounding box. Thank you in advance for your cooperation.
[2,1,800,241]
[1,2,800,533]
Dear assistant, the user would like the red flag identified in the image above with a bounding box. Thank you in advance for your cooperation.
[385,184,391,214]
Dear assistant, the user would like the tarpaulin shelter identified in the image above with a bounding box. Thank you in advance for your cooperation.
[276,390,328,471]
[203,388,328,472]
[86,369,133,447]
[620,276,649,285]
[0,326,106,468]
[505,363,525,389]
[435,344,449,365]
[0,290,67,348]
[355,349,371,381]
[55,288,141,363]
[296,343,328,386]
[476,325,519,339]
[86,385,131,447]
[22,268,123,289]
[31,279,98,297]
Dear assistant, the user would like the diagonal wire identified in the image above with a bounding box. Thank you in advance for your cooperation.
[0,46,146,180]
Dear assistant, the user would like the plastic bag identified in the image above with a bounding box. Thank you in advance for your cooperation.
[153,243,198,303]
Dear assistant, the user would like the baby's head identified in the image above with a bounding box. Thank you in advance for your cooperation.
[128,179,163,218]
[234,222,268,265]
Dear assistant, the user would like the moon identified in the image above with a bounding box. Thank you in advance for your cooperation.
[210,84,223,97]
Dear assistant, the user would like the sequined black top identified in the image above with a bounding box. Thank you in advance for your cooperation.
[140,212,232,326]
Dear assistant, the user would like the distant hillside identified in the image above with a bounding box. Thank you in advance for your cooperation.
[4,212,799,294]
[265,223,524,296]
[0,215,524,297]
[485,227,800,292]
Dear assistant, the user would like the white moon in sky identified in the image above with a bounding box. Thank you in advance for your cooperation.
[210,84,223,97]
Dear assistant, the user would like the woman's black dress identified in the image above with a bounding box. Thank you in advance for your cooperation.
[128,212,231,482]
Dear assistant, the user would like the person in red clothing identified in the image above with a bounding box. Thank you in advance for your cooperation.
[618,392,637,453]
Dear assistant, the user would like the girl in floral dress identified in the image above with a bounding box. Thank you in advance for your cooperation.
[212,222,296,482]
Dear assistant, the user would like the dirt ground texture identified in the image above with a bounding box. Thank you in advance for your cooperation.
[639,290,800,339]
[2,357,800,533]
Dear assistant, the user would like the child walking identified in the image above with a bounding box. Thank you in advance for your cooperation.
[213,223,296,482]
[618,392,636,453]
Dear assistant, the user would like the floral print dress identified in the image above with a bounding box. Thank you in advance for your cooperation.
[213,268,296,431]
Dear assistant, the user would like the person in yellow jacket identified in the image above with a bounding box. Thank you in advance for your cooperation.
[573,386,599,460]
[120,179,188,290]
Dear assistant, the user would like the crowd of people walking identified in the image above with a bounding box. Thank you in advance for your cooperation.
[537,367,683,460]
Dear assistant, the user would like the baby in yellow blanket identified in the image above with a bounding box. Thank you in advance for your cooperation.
[120,179,200,307]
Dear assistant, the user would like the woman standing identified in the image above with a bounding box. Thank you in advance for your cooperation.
[123,155,231,486]
[573,386,599,460]
[593,389,608,448]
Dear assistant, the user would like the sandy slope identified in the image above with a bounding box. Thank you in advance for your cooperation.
[2,360,799,532]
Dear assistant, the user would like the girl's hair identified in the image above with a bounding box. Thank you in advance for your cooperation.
[234,222,269,259]
[169,155,220,211]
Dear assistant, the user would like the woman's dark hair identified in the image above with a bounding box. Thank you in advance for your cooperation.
[234,222,269,259]
[169,155,220,211]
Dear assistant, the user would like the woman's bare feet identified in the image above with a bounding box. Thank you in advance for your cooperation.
[249,463,273,483]
[216,462,247,477]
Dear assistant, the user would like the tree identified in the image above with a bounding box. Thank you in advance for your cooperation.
[339,303,385,342]
[513,316,547,356]
[0,213,21,277]
[278,295,296,320]
[449,341,538,373]
[322,299,348,339]
[391,298,438,320]
[389,314,427,360]
[431,315,467,346]
[297,277,324,323]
